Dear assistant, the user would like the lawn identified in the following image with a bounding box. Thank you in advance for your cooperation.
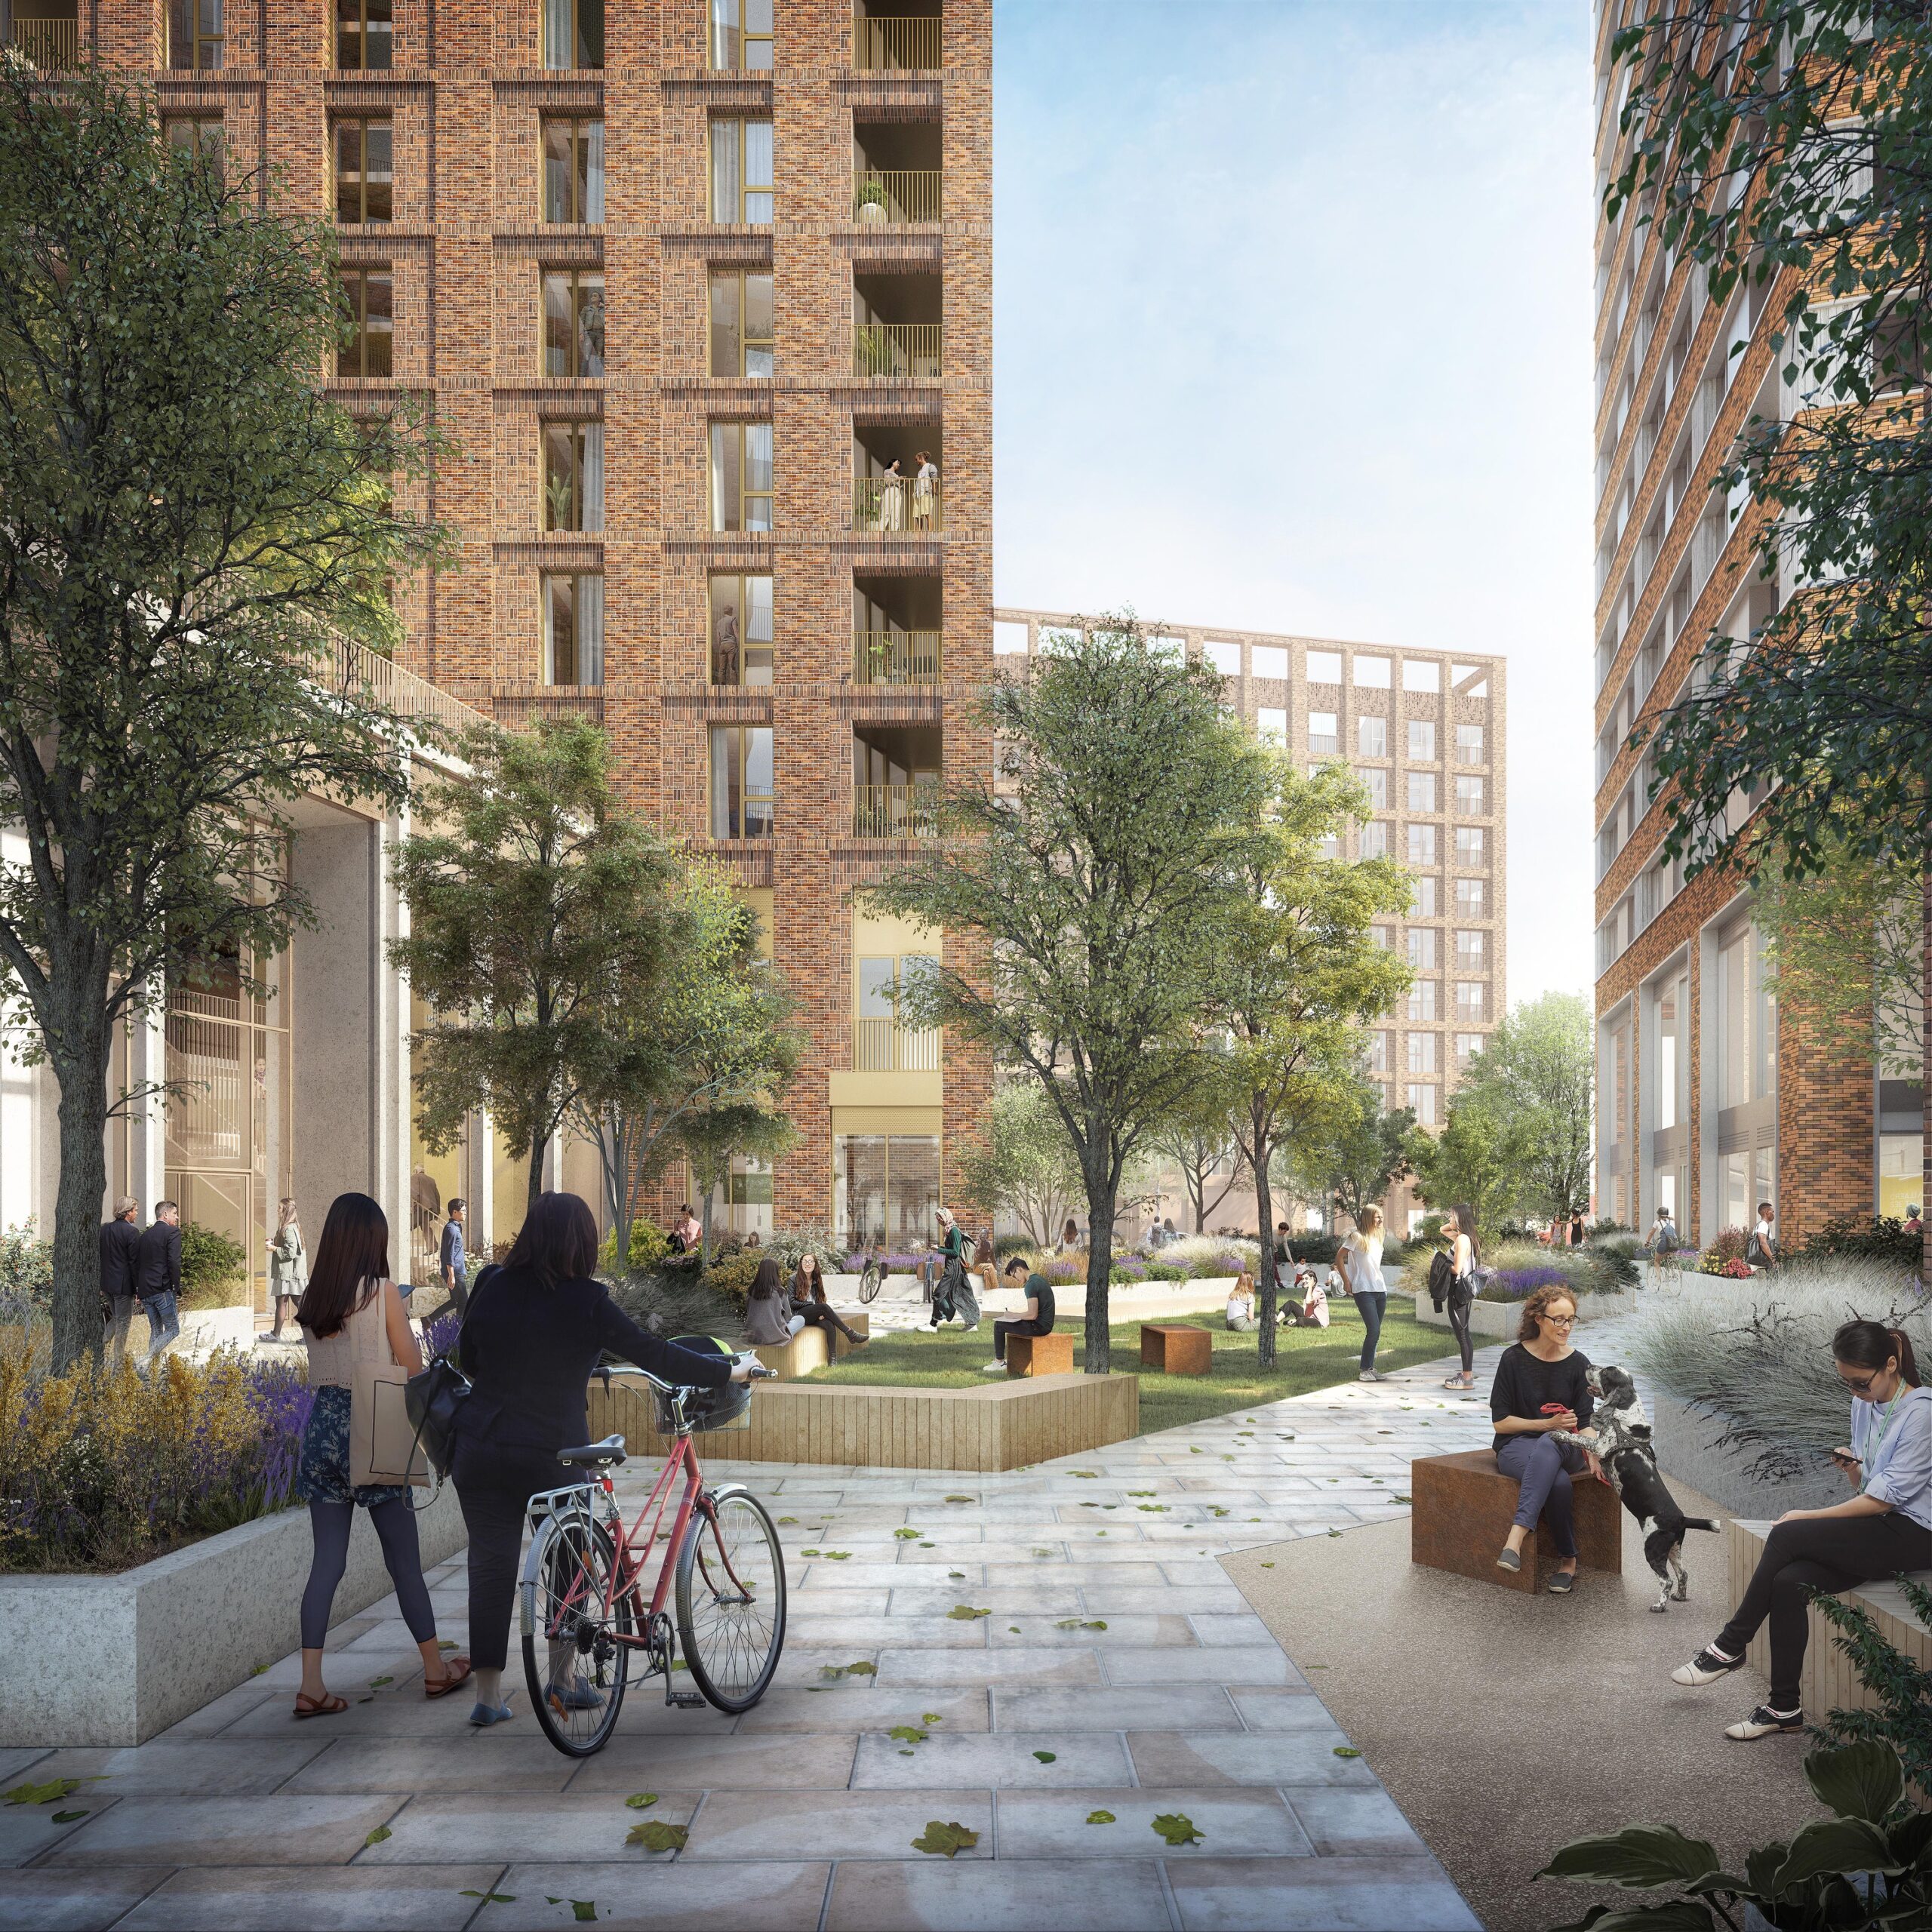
[803,1297,1455,1434]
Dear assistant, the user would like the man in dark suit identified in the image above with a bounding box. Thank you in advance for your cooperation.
[100,1195,143,1364]
[135,1200,183,1370]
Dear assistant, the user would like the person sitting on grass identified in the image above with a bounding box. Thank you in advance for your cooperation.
[1491,1286,1595,1595]
[1226,1272,1257,1332]
[981,1257,1056,1372]
[1284,1265,1330,1328]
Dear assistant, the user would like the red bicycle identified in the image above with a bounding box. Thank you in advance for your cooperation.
[518,1358,786,1757]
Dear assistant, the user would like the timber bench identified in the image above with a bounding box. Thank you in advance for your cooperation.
[1006,1331,1074,1377]
[1411,1448,1622,1594]
[1139,1322,1213,1376]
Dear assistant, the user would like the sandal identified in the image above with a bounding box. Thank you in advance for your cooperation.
[293,1691,348,1719]
[423,1657,473,1700]
[1442,1375,1475,1390]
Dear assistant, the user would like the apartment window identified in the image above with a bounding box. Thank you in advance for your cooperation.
[334,117,393,224]
[1413,875,1437,916]
[542,422,605,532]
[855,954,940,1069]
[1306,649,1341,682]
[1456,930,1484,965]
[543,271,605,377]
[711,118,774,223]
[1407,824,1436,866]
[1407,719,1436,761]
[710,574,774,685]
[543,0,604,69]
[709,422,773,531]
[336,0,391,67]
[1254,645,1289,680]
[708,0,774,69]
[1457,723,1485,765]
[1357,715,1386,758]
[1407,928,1437,969]
[1407,1082,1438,1125]
[165,115,224,158]
[543,119,605,223]
[709,270,774,377]
[1308,711,1338,756]
[1408,980,1438,1021]
[1455,877,1485,915]
[541,572,604,685]
[1355,768,1387,811]
[168,0,223,68]
[1407,771,1437,813]
[1358,822,1389,860]
[337,267,392,377]
[1370,925,1395,950]
[1455,1031,1484,1065]
[710,725,774,838]
[1455,775,1484,814]
[1368,1030,1390,1073]
[1457,981,1487,1021]
[1257,708,1287,744]
[1407,1032,1436,1074]
[1454,827,1485,866]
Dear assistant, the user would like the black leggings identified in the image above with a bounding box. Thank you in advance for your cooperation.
[301,1499,438,1651]
[796,1300,861,1345]
[993,1317,1049,1362]
[1444,1291,1475,1374]
[1715,1512,1932,1710]
[453,1434,589,1672]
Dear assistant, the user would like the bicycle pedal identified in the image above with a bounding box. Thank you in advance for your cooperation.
[665,1690,706,1708]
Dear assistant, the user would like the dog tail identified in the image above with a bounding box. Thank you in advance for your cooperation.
[1684,1516,1721,1534]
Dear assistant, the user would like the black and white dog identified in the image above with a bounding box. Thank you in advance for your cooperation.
[1552,1364,1721,1614]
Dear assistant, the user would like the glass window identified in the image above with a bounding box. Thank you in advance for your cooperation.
[543,270,605,377]
[1254,645,1290,680]
[993,620,1029,657]
[334,117,393,224]
[1354,655,1391,688]
[1455,827,1485,866]
[1357,715,1386,758]
[1656,970,1684,1133]
[1455,877,1485,913]
[1456,775,1484,814]
[711,118,774,223]
[854,955,940,1069]
[1456,929,1484,964]
[1717,924,1774,1110]
[1308,712,1338,755]
[1407,1032,1436,1073]
[336,0,391,67]
[1256,709,1287,744]
[542,422,605,532]
[1407,823,1436,865]
[1358,822,1388,860]
[1456,981,1486,1020]
[1457,723,1486,765]
[1407,928,1437,969]
[1413,875,1436,915]
[709,725,774,838]
[1368,1030,1389,1073]
[541,572,604,685]
[165,115,224,158]
[709,422,774,531]
[337,267,392,376]
[1880,1133,1924,1219]
[543,119,605,222]
[1357,768,1387,811]
[1407,1082,1438,1125]
[709,0,774,69]
[1407,719,1436,761]
[709,270,774,377]
[835,1133,939,1248]
[1407,771,1436,813]
[168,0,223,68]
[543,0,604,69]
[709,574,774,685]
[1402,660,1441,693]
[1456,1031,1484,1064]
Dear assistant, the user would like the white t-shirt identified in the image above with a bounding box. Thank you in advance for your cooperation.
[1341,1232,1386,1296]
[1226,1289,1252,1323]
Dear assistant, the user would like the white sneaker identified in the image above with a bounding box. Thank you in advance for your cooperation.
[1671,1646,1743,1687]
[1358,1369,1383,1383]
[980,1360,1004,1374]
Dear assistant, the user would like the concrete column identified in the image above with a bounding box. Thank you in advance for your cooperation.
[372,813,412,1241]
[125,991,167,1215]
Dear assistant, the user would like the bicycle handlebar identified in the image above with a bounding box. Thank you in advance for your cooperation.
[594,1353,773,1394]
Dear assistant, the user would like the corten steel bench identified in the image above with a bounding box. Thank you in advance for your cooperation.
[1006,1331,1074,1377]
[1140,1323,1213,1376]
[1411,1448,1622,1594]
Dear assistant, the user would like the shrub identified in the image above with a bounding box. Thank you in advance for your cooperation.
[606,1271,744,1343]
[761,1227,846,1283]
[1479,1264,1574,1303]
[180,1221,250,1310]
[1810,1572,1932,1796]
[1798,1214,1922,1271]
[700,1250,765,1311]
[1484,1241,1618,1298]
[1144,1260,1190,1282]
[0,1221,54,1323]
[1113,1257,1149,1285]
[1285,1234,1340,1267]
[994,1232,1034,1259]
[598,1217,668,1277]
[1161,1233,1260,1278]
[1041,1257,1084,1287]
[1698,1226,1749,1275]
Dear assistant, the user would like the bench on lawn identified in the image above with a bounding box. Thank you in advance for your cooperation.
[750,1309,871,1378]
[1411,1448,1622,1594]
[1140,1323,1212,1376]
[1006,1331,1074,1377]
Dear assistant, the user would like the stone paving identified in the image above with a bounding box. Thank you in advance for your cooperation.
[0,1326,1607,1932]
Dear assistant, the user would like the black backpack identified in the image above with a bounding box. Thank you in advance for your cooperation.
[1426,1247,1454,1311]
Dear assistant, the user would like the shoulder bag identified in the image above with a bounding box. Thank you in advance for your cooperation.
[403,1262,501,1494]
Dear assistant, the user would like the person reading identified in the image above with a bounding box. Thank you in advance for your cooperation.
[982,1258,1056,1371]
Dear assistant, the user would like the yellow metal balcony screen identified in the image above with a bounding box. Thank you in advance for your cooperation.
[854,475,942,532]
[854,1017,940,1071]
[854,783,940,838]
[853,322,941,378]
[854,14,939,69]
[852,170,940,223]
[10,17,79,65]
[854,630,942,685]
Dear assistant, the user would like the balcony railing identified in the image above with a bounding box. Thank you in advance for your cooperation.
[854,321,942,379]
[10,17,79,66]
[854,781,940,838]
[854,1017,940,1071]
[331,636,492,743]
[854,629,942,685]
[854,13,940,69]
[852,170,941,223]
[854,475,943,533]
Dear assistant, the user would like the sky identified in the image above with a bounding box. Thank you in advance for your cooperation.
[992,0,1596,1008]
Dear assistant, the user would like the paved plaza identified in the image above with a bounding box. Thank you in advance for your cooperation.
[0,1334,1554,1932]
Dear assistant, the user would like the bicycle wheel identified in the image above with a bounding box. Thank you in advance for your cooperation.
[859,1258,883,1304]
[675,1486,786,1714]
[521,1506,632,1756]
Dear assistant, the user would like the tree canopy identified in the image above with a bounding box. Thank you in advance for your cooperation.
[955,1080,1086,1251]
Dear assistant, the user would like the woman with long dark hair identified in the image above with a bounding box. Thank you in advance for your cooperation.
[791,1252,863,1349]
[291,1193,468,1718]
[743,1256,804,1346]
[1441,1204,1481,1391]
[1672,1318,1932,1740]
[450,1192,747,1727]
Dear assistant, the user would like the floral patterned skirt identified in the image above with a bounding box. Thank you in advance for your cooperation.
[296,1384,411,1509]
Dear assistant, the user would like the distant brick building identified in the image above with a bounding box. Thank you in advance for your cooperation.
[54,0,994,1247]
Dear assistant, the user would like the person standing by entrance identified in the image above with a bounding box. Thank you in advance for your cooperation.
[1340,1205,1389,1382]
[135,1200,183,1371]
[438,1199,469,1318]
[100,1196,142,1364]
[1441,1204,1481,1392]
[267,1199,307,1342]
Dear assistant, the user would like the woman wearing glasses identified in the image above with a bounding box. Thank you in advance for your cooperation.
[1490,1287,1595,1595]
[1672,1319,1932,1740]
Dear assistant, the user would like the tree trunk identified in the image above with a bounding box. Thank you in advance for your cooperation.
[50,1032,111,1374]
[1922,863,1930,1289]
[699,1179,714,1270]
[1253,1121,1278,1368]
[1082,1164,1115,1376]
[526,1127,547,1214]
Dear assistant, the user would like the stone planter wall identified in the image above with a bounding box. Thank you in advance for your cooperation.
[0,1481,466,1747]
[1411,1288,1637,1342]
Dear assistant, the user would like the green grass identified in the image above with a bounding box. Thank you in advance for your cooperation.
[802,1300,1452,1434]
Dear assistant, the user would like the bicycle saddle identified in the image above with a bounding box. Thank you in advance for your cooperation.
[555,1433,628,1469]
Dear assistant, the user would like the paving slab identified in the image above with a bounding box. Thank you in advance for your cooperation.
[998,1786,1312,1860]
[849,1729,1131,1789]
[355,1789,701,1864]
[1166,1854,1481,1930]
[682,1788,996,1862]
[41,1794,398,1866]
[114,1864,509,1930]
[0,1866,171,1931]
[485,1860,831,1930]
[823,1857,1173,1930]
[20,1740,328,1798]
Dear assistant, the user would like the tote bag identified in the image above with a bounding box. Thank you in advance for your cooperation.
[351,1360,432,1488]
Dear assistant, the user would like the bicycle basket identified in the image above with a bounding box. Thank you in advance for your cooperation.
[652,1337,752,1435]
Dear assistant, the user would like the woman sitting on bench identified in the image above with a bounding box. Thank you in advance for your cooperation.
[743,1258,804,1346]
[981,1258,1055,1372]
[1491,1286,1595,1595]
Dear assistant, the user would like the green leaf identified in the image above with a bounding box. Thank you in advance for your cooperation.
[1332,1747,1361,1759]
[250,1663,269,1676]
[368,1676,392,1688]
[948,1570,966,1579]
[571,1904,598,1923]
[801,1548,820,1556]
[777,1516,798,1524]
[1128,1490,1155,1497]
[1087,1810,1115,1825]
[894,1527,922,1540]
[846,1660,878,1676]
[1032,1750,1056,1763]
[1137,1505,1170,1513]
[888,1726,928,1743]
[1545,1908,1715,1932]
[4,1778,100,1806]
[1537,1826,1721,1890]
[1055,1617,1080,1629]
[1072,1470,1099,1478]
[912,1820,979,1858]
[1032,1548,1051,1557]
[624,1793,657,1809]
[437,1640,460,1651]
[945,1494,974,1502]
[825,1552,852,1561]
[458,1893,518,1903]
[1152,1812,1203,1846]
[1887,1809,1932,1866]
[364,1825,392,1847]
[947,1605,992,1620]
[1083,1620,1107,1630]
[1770,1817,1900,1892]
[50,1810,88,1823]
[1804,1739,1906,1824]
[921,1712,942,1724]
[626,1820,688,1853]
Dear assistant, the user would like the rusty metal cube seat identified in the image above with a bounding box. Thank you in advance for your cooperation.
[1411,1448,1622,1593]
[1139,1323,1212,1376]
[1006,1331,1074,1378]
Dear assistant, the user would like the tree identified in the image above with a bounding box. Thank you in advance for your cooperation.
[867,617,1273,1373]
[0,66,444,1368]
[673,1069,799,1269]
[1609,2,1932,1275]
[955,1079,1086,1249]
[390,718,681,1215]
[1145,1083,1249,1235]
[1287,1075,1422,1231]
[1216,759,1413,1358]
[1408,1092,1515,1240]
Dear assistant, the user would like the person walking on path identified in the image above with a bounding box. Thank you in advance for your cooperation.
[290,1192,469,1718]
[134,1200,183,1371]
[1747,1201,1779,1272]
[448,1192,746,1727]
[1672,1319,1932,1740]
[981,1257,1056,1372]
[791,1252,863,1349]
[437,1198,469,1319]
[266,1199,306,1342]
[1441,1203,1481,1391]
[1340,1205,1389,1382]
[1491,1287,1596,1596]
[100,1196,142,1364]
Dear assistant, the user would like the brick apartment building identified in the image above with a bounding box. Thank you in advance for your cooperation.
[35,0,995,1250]
[1589,9,1919,1240]
[993,609,1507,1234]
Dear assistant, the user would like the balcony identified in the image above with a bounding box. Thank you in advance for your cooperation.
[854,472,943,533]
[854,321,941,380]
[854,8,940,69]
[854,782,940,838]
[854,629,942,685]
[11,11,78,65]
[854,1017,940,1071]
[853,170,942,223]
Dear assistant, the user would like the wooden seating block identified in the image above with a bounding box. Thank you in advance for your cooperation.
[1140,1323,1212,1376]
[1006,1331,1074,1377]
[752,1324,830,1380]
[1411,1448,1623,1593]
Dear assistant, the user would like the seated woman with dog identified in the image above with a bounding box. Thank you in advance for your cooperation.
[1491,1286,1595,1595]
[1672,1318,1932,1741]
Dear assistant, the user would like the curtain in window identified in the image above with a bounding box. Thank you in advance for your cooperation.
[577,574,605,686]
[544,0,571,68]
[743,122,774,222]
[581,424,605,532]
[583,122,606,221]
[712,124,741,223]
